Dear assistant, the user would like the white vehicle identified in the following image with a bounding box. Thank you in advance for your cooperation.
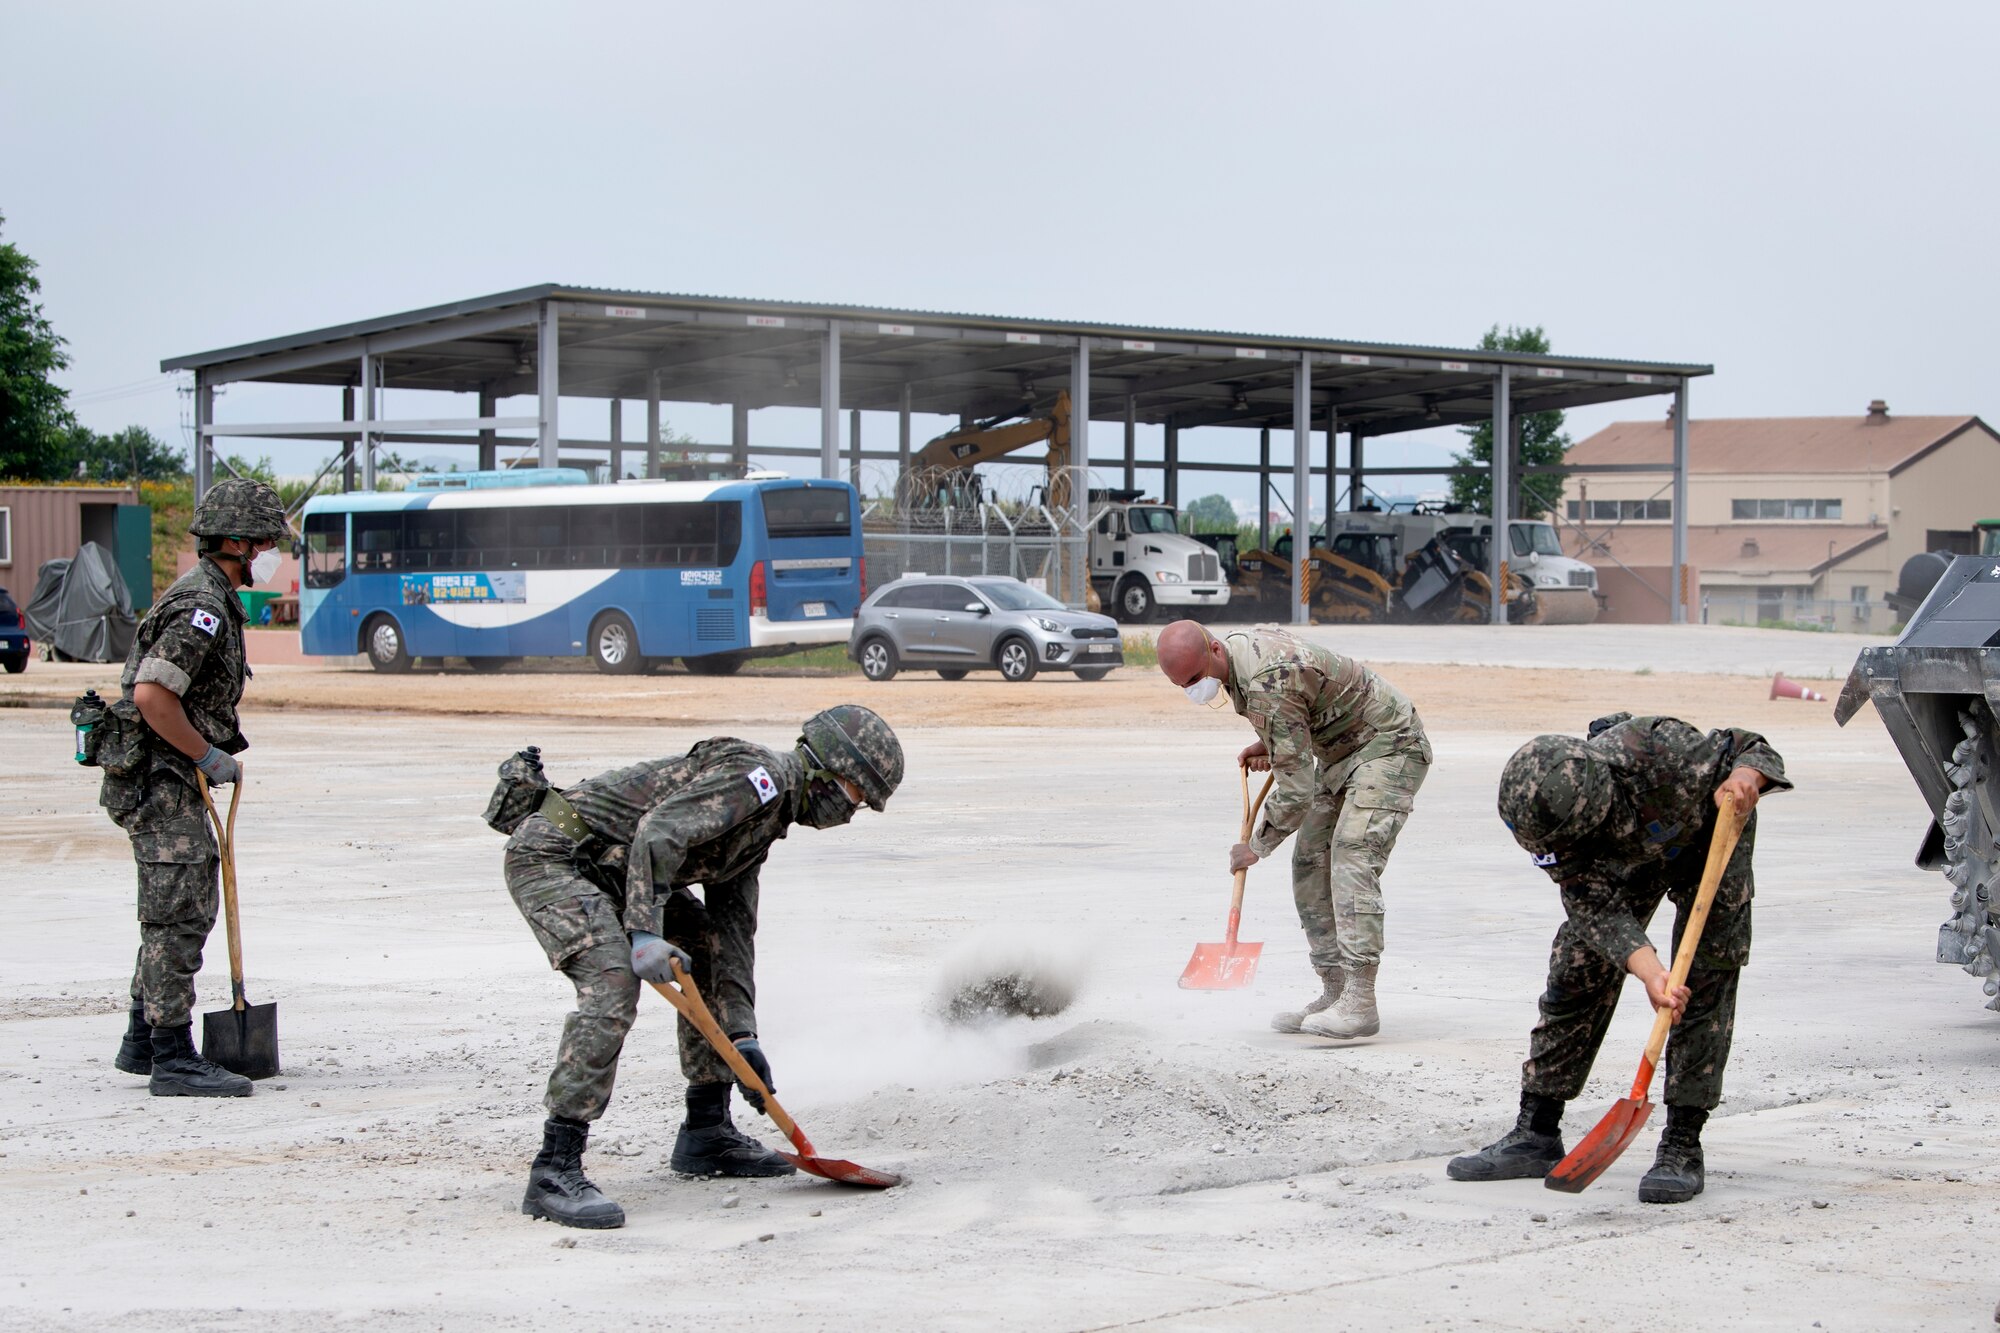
[1088,500,1231,623]
[1496,518,1600,623]
[1326,509,1600,624]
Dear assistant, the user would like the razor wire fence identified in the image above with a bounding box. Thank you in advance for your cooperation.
[861,501,1088,597]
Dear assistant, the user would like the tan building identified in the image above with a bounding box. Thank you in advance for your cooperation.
[1559,402,1999,630]
[0,484,151,613]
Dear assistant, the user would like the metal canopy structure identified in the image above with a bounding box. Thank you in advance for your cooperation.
[163,285,1712,623]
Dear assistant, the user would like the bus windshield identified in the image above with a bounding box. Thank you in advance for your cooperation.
[762,487,851,538]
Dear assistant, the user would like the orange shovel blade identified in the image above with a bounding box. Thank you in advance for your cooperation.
[1178,940,1263,990]
[1543,1096,1655,1193]
[780,1151,902,1189]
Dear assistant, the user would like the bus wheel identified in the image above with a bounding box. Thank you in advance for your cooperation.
[858,637,898,682]
[682,653,746,676]
[995,636,1038,682]
[1074,667,1113,682]
[936,668,969,681]
[1116,577,1156,623]
[590,612,642,675]
[363,614,411,673]
[465,656,519,673]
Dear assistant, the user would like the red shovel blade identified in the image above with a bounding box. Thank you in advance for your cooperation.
[1543,1096,1655,1194]
[1178,939,1263,990]
[780,1151,902,1189]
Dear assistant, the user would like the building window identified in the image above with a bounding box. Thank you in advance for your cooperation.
[1566,501,1579,520]
[0,506,10,564]
[1851,585,1870,623]
[1731,498,1843,520]
[1579,499,1671,522]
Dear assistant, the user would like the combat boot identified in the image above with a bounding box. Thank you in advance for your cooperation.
[1270,968,1344,1034]
[671,1120,798,1178]
[1300,963,1379,1039]
[521,1117,625,1229]
[1638,1113,1706,1204]
[114,1003,152,1075]
[147,1024,251,1098]
[1447,1096,1566,1182]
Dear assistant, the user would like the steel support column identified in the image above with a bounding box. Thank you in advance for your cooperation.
[1163,419,1179,508]
[1070,341,1091,607]
[1291,359,1311,625]
[1348,428,1363,511]
[819,324,841,479]
[896,383,912,487]
[609,399,623,481]
[1325,412,1339,522]
[477,387,497,471]
[1672,380,1690,624]
[1122,395,1136,492]
[340,385,356,492]
[849,408,862,491]
[645,374,661,479]
[1489,370,1511,624]
[536,302,560,467]
[1257,427,1271,550]
[360,354,377,491]
[193,373,214,500]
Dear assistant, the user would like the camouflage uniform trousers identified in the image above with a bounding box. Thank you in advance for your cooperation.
[1291,744,1430,972]
[110,765,220,1028]
[505,814,729,1124]
[1522,813,1757,1112]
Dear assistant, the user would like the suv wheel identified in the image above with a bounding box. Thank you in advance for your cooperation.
[858,636,899,681]
[996,636,1038,682]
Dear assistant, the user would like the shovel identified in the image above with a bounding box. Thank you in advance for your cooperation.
[647,962,900,1189]
[1544,793,1745,1193]
[1179,767,1275,990]
[197,772,281,1080]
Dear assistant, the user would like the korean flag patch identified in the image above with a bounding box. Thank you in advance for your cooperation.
[190,609,221,637]
[1531,850,1559,868]
[746,766,779,805]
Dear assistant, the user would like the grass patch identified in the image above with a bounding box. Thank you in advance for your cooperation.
[746,645,860,674]
[1120,635,1158,669]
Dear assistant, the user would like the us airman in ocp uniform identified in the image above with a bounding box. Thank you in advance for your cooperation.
[1447,713,1790,1203]
[104,478,288,1099]
[1157,620,1431,1040]
[498,705,904,1230]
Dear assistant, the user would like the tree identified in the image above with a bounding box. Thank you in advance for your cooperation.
[0,210,76,480]
[1447,324,1571,519]
[63,424,188,482]
[1183,493,1239,533]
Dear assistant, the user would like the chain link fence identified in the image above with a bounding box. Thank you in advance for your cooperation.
[861,502,1089,599]
[1700,593,1899,634]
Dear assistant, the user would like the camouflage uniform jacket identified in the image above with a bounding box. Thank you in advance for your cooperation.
[561,738,807,1026]
[1221,628,1429,858]
[1516,714,1791,968]
[116,556,250,769]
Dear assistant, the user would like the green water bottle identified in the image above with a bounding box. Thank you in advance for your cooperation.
[70,689,104,764]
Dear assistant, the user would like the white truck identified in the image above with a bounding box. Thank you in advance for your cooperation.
[1088,498,1232,623]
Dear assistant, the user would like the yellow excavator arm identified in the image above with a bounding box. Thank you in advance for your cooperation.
[907,391,1072,507]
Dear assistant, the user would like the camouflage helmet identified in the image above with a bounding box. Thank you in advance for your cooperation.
[1498,734,1612,850]
[800,704,903,811]
[190,478,287,541]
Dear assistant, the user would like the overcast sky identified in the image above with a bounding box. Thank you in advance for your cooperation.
[6,1,1994,514]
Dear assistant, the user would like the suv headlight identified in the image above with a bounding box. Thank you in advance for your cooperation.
[1154,571,1183,584]
[1033,616,1063,632]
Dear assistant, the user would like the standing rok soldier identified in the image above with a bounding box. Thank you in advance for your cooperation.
[107,479,288,1098]
[1447,713,1789,1203]
[1156,621,1431,1039]
[503,705,904,1230]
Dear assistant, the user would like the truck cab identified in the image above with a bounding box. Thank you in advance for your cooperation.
[1089,499,1232,622]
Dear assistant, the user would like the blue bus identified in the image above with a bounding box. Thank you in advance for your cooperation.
[298,474,862,675]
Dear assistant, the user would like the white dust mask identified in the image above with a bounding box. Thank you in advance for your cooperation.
[1184,675,1221,705]
[250,547,282,585]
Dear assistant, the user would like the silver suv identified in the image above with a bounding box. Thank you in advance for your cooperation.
[849,575,1124,682]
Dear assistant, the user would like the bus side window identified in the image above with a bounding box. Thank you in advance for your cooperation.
[354,512,402,571]
[406,510,456,571]
[461,510,508,569]
[511,506,566,570]
[304,513,347,588]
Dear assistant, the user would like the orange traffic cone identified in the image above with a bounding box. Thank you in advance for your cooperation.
[1770,673,1827,701]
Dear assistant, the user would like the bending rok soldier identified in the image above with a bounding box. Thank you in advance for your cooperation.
[101,479,288,1099]
[1447,713,1789,1203]
[491,705,904,1230]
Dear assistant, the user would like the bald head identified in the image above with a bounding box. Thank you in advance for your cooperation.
[1157,619,1220,688]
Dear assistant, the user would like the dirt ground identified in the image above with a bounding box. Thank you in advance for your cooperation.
[3,627,1992,1330]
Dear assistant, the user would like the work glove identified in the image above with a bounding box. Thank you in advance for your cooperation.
[629,931,694,984]
[195,745,241,787]
[731,1036,774,1114]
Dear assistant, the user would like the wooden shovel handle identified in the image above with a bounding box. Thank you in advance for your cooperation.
[1224,769,1276,945]
[647,965,809,1151]
[197,771,248,1012]
[1631,793,1745,1095]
